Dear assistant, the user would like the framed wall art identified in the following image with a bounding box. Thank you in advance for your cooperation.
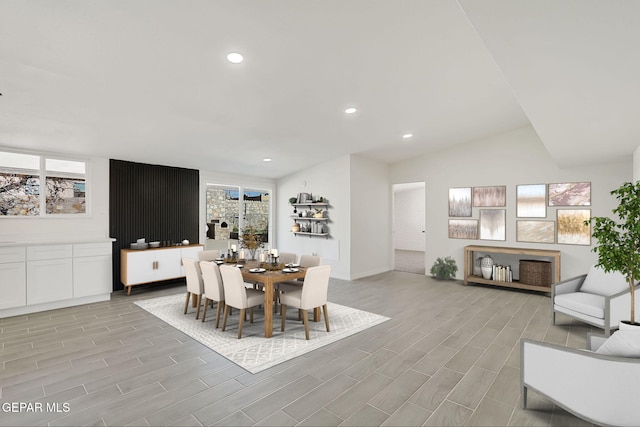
[473,185,506,207]
[516,220,555,244]
[449,187,472,217]
[479,209,506,241]
[516,184,547,218]
[548,182,591,206]
[557,209,591,245]
[448,219,478,239]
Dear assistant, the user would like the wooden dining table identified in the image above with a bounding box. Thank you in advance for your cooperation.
[240,261,311,338]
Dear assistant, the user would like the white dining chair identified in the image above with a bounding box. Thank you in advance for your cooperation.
[278,254,322,293]
[182,258,204,319]
[280,264,331,340]
[278,252,298,265]
[199,261,225,328]
[197,250,221,262]
[219,265,264,338]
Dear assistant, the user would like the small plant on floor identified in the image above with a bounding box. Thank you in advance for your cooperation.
[430,256,458,280]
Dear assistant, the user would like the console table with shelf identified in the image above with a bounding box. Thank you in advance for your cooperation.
[463,245,561,293]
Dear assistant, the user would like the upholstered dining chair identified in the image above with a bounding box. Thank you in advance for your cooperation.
[278,252,298,265]
[280,264,331,340]
[197,250,221,262]
[278,254,322,293]
[199,261,225,328]
[182,258,204,319]
[219,265,264,338]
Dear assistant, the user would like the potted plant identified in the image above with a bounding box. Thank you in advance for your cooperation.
[587,181,640,327]
[430,256,458,280]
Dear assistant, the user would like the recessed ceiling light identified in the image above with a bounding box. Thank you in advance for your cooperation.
[344,107,357,114]
[227,52,244,64]
[263,158,272,162]
[403,133,413,139]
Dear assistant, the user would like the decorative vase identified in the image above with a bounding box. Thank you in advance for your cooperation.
[473,257,483,276]
[619,321,640,330]
[481,255,494,279]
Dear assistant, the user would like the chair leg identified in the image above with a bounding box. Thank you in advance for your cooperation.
[322,304,330,332]
[201,297,209,322]
[238,309,245,339]
[302,309,310,340]
[281,304,287,331]
[184,292,191,314]
[215,301,223,328]
[222,305,230,331]
[195,294,202,320]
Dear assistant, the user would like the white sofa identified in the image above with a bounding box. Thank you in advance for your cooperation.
[521,336,640,426]
[552,265,639,336]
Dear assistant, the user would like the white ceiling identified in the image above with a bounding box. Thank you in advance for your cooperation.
[1,1,638,179]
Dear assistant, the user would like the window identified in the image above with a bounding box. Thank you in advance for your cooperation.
[0,150,88,217]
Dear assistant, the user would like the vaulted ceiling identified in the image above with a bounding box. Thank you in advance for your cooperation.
[1,1,638,178]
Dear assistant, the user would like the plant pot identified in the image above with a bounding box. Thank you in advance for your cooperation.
[619,321,640,330]
[481,266,493,280]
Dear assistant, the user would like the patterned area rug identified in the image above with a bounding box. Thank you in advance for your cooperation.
[134,294,390,373]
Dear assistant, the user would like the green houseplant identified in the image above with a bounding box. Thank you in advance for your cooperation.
[430,256,458,280]
[587,181,640,326]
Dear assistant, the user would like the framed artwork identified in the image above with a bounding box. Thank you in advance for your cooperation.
[479,209,506,241]
[548,182,591,206]
[516,184,547,218]
[449,187,472,217]
[557,209,591,245]
[516,220,555,244]
[473,186,506,207]
[448,219,478,239]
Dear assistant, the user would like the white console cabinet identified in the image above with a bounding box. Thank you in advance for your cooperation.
[0,239,115,318]
[121,244,203,295]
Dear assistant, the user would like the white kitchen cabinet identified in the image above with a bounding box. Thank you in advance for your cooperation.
[27,257,73,305]
[0,239,114,319]
[73,242,113,298]
[121,244,203,295]
[0,261,26,310]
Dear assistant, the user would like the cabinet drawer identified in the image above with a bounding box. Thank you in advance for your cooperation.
[0,246,26,263]
[27,244,73,261]
[74,242,112,257]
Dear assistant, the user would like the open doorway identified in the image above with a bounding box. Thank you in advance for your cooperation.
[393,182,426,274]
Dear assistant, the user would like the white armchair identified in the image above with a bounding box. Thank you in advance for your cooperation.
[552,265,639,335]
[521,337,640,426]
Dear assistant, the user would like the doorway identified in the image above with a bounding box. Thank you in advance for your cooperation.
[393,182,426,274]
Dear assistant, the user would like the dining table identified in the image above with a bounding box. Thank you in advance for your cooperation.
[238,260,318,338]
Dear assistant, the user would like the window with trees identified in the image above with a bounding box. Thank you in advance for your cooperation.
[0,150,87,216]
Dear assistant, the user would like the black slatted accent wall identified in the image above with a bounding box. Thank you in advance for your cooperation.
[109,159,199,291]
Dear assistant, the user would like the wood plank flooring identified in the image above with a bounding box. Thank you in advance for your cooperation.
[0,271,595,426]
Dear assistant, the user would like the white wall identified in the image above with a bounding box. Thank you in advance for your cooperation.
[634,145,640,182]
[390,125,632,280]
[0,157,111,243]
[276,156,351,279]
[393,185,425,251]
[349,155,392,279]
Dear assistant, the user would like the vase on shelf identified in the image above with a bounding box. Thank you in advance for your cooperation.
[473,257,482,276]
[481,255,494,279]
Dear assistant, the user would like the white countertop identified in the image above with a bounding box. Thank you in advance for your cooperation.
[0,238,116,247]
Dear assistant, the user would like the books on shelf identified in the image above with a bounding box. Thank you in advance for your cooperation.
[491,265,513,282]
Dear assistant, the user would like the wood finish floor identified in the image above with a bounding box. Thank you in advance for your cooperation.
[0,271,594,426]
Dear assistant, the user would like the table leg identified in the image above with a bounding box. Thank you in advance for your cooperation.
[263,282,274,338]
